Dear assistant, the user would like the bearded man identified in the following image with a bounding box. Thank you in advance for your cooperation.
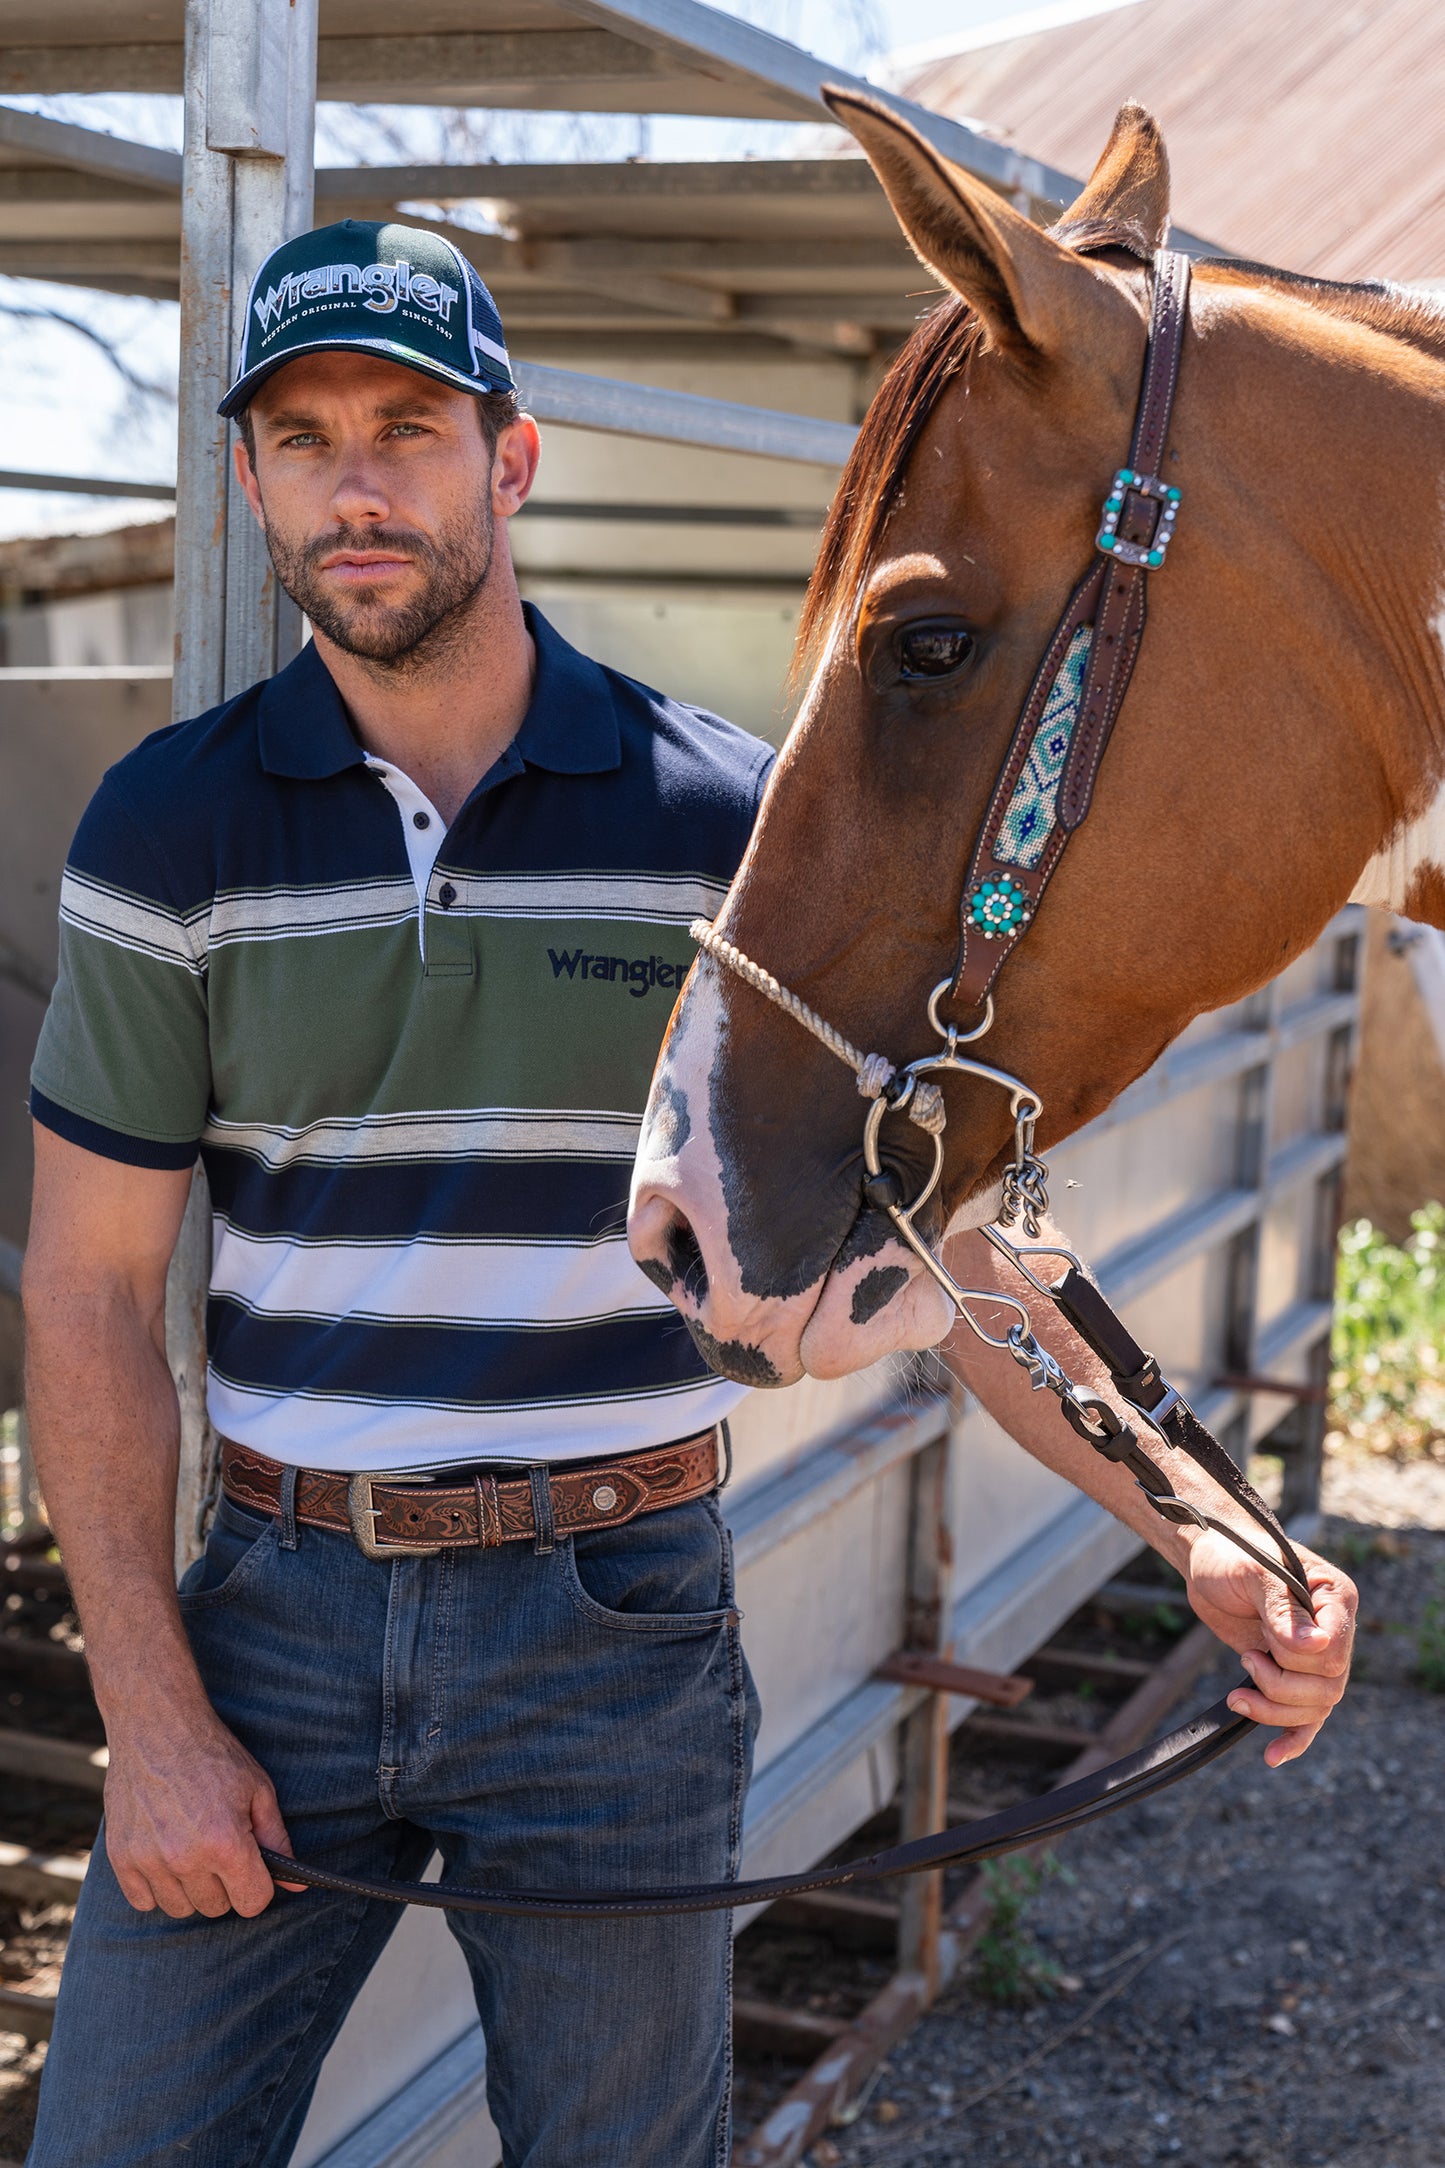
[22,221,769,2167]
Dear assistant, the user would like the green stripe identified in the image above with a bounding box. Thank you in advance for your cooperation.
[33,924,210,1143]
[206,916,699,1120]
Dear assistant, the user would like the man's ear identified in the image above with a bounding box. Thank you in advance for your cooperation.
[233,436,266,528]
[1052,102,1171,259]
[822,86,1118,362]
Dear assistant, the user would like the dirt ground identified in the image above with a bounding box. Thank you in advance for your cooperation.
[807,1450,1445,2168]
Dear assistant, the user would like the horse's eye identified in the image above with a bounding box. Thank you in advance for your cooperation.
[897,622,973,680]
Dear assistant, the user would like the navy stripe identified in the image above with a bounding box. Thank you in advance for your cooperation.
[32,1088,199,1171]
[207,1298,713,1409]
[68,614,771,912]
[203,1148,632,1245]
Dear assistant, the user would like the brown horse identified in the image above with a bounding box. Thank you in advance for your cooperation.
[627,92,1445,1390]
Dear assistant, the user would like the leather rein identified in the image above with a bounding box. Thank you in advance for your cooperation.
[262,248,1316,1923]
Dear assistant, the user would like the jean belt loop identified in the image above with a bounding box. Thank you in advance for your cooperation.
[529,1465,556,1556]
[278,1463,300,1552]
[718,1419,734,1492]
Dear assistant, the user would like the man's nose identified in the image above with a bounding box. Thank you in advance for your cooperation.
[328,458,391,527]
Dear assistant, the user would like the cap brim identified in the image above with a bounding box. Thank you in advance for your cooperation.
[218,334,514,418]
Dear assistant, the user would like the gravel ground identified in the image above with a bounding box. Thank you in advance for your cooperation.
[807,1452,1445,2168]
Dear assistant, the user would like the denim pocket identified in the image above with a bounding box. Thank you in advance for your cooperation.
[177,1495,279,1611]
[561,1497,738,1636]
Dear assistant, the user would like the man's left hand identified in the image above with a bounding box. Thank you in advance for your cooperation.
[1180,1532,1356,1767]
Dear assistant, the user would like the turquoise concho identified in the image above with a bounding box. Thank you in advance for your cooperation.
[966,872,1031,939]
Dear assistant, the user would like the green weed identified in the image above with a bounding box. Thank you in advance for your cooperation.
[1416,1572,1445,1693]
[1330,1206,1445,1461]
[972,1857,1070,2006]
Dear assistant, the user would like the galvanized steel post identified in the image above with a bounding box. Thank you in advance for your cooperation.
[168,0,318,1568]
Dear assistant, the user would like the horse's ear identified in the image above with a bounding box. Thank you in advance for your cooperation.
[1055,103,1171,257]
[821,87,1110,361]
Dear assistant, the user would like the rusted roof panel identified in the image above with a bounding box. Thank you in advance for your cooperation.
[900,0,1445,282]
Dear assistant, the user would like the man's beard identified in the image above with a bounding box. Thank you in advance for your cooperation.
[264,504,495,670]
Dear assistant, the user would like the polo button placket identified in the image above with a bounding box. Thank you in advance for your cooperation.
[363,755,472,978]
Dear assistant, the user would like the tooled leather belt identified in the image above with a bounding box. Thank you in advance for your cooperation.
[219,1430,722,1562]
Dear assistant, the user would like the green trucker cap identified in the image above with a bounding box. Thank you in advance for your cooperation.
[219,219,515,418]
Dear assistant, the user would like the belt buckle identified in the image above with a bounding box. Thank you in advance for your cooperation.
[346,1471,443,1560]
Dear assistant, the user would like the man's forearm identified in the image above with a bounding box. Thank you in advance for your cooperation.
[941,1225,1234,1572]
[22,1274,212,1729]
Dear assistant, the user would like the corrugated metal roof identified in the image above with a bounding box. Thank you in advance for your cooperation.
[899,0,1445,281]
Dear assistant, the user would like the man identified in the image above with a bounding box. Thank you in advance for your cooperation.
[23,221,769,2167]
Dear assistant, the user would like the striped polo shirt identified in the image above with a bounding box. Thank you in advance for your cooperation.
[31,608,772,1473]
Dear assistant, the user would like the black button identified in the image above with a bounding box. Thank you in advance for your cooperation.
[413,811,430,830]
[438,882,457,908]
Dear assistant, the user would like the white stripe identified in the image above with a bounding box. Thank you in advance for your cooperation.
[204,870,729,941]
[206,1370,746,1472]
[470,325,512,372]
[203,1106,643,1168]
[210,1221,668,1327]
[209,878,417,947]
[438,871,730,924]
[60,870,205,974]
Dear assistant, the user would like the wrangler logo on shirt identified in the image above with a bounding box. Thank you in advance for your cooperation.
[548,948,684,997]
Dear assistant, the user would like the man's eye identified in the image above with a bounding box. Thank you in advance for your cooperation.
[898,623,974,680]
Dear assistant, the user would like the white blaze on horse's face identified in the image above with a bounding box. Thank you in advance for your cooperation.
[628,960,956,1386]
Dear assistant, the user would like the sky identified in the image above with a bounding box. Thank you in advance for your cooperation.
[0,0,1142,543]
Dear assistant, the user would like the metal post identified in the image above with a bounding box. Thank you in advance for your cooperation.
[169,0,318,1569]
[894,1430,952,1994]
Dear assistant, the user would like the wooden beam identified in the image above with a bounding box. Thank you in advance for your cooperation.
[0,108,180,191]
[766,1890,898,1952]
[0,44,181,95]
[0,1634,88,1691]
[0,241,176,280]
[0,167,179,208]
[0,1841,88,1908]
[735,1972,929,2167]
[316,30,701,109]
[893,1432,950,1996]
[0,1726,107,1793]
[313,158,884,207]
[0,1984,56,2043]
[732,1998,848,2061]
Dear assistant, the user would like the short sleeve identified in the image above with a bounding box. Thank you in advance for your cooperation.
[30,778,210,1169]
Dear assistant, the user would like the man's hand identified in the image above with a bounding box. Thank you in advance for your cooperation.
[103,1714,304,1919]
[1180,1531,1356,1768]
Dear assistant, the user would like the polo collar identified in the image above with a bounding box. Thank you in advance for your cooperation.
[512,604,621,775]
[257,640,366,780]
[255,606,621,782]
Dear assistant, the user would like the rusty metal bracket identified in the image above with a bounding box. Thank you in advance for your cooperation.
[874,1651,1034,1708]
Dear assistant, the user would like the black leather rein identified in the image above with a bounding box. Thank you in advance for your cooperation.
[260,1698,1250,1920]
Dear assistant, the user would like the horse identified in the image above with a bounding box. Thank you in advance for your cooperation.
[626,91,1445,1390]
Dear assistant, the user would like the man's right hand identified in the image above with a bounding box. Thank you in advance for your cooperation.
[103,1714,305,1919]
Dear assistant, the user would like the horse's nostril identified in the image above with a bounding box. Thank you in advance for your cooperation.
[666,1215,709,1306]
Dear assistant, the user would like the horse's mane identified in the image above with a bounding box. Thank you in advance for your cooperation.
[1196,258,1445,361]
[795,232,1445,680]
[795,293,984,674]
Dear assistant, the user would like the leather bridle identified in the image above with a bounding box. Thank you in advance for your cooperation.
[262,249,1319,1922]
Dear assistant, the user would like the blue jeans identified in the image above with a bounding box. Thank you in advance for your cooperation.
[29,1484,758,2168]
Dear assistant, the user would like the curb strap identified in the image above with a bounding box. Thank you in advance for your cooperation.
[950,249,1191,1015]
[261,1694,1252,1919]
